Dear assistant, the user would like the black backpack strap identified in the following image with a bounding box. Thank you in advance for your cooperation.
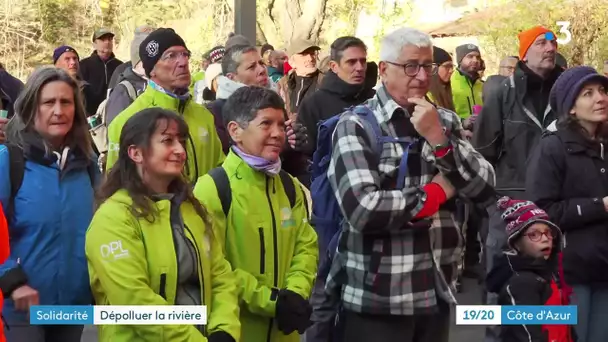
[279,170,296,209]
[208,167,232,217]
[6,144,25,219]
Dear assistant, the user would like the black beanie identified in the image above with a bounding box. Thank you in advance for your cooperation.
[455,43,480,64]
[433,46,452,65]
[139,28,188,77]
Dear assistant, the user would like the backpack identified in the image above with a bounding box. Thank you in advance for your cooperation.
[308,105,418,342]
[207,167,304,217]
[310,105,418,258]
[89,80,137,153]
[5,144,96,222]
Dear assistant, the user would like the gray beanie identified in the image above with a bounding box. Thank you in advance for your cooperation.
[225,33,252,50]
[131,25,155,66]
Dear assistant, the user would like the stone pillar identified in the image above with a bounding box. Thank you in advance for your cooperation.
[234,0,257,45]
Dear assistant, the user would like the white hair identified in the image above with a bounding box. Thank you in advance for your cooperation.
[379,28,433,62]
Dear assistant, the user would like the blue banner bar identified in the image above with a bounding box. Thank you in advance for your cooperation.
[501,305,577,325]
[30,305,94,325]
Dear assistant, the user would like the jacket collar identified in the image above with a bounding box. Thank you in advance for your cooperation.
[141,85,191,112]
[319,71,367,99]
[373,84,409,124]
[513,61,562,95]
[287,69,322,87]
[90,50,116,63]
[556,126,604,158]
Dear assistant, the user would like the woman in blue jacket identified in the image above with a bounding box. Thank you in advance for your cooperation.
[0,66,98,341]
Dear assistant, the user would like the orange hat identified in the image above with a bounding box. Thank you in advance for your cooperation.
[518,26,556,60]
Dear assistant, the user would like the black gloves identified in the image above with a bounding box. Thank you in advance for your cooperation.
[286,121,308,151]
[275,289,312,335]
[207,331,235,342]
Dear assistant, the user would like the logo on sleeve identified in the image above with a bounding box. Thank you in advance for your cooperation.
[100,240,129,261]
[280,207,295,228]
[198,127,209,143]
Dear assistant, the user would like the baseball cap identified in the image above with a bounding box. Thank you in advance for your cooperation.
[92,28,115,42]
[287,38,320,56]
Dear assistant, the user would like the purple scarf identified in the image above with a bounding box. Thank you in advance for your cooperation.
[232,146,281,176]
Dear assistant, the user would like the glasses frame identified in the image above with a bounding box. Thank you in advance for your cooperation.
[524,230,554,242]
[385,61,439,77]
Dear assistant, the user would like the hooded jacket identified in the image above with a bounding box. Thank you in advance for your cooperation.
[86,189,240,342]
[297,67,377,157]
[277,70,324,116]
[486,227,574,342]
[108,61,132,90]
[106,85,225,183]
[0,136,98,325]
[206,76,247,155]
[0,68,24,119]
[80,51,123,113]
[105,66,147,126]
[527,127,608,285]
[193,150,318,342]
[472,62,562,199]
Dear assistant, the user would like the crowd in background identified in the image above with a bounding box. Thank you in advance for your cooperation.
[0,21,608,342]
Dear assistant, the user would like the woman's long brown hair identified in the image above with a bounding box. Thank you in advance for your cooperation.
[96,108,211,231]
[428,73,455,112]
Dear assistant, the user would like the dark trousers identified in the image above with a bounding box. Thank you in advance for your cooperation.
[4,324,83,342]
[341,300,450,342]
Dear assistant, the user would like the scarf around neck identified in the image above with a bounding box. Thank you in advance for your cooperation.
[232,145,281,176]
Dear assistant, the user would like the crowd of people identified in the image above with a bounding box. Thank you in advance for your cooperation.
[0,20,608,342]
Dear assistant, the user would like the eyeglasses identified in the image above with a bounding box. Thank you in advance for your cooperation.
[440,63,454,70]
[386,61,438,77]
[161,50,191,62]
[523,230,554,242]
[500,66,515,71]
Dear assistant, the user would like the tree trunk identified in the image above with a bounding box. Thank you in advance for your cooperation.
[257,0,328,48]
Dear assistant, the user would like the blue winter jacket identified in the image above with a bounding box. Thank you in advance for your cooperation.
[0,139,98,324]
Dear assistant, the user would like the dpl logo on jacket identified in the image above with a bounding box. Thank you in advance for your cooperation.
[100,240,129,261]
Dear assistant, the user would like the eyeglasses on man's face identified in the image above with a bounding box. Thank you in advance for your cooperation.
[385,61,439,77]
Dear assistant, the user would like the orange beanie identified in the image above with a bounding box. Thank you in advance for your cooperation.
[518,26,556,60]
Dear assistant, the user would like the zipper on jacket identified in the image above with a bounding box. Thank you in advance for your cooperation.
[259,227,266,274]
[159,273,167,299]
[466,96,473,116]
[265,176,280,342]
[295,78,304,108]
[184,224,207,336]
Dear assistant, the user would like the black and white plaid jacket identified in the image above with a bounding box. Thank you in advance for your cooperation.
[325,85,496,315]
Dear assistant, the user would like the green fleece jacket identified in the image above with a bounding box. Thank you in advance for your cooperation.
[106,86,225,182]
[193,151,318,342]
[86,190,240,342]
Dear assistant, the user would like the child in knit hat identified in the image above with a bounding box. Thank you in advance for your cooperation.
[486,197,575,342]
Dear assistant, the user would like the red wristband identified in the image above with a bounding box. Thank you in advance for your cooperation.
[414,183,448,219]
[434,145,453,158]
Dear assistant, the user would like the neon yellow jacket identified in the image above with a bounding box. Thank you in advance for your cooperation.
[86,190,240,342]
[451,69,483,120]
[193,151,318,342]
[106,86,225,182]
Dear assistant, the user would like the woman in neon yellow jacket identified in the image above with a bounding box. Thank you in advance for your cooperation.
[86,108,240,342]
[194,86,318,342]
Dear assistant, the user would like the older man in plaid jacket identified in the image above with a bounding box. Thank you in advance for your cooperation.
[325,27,496,342]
